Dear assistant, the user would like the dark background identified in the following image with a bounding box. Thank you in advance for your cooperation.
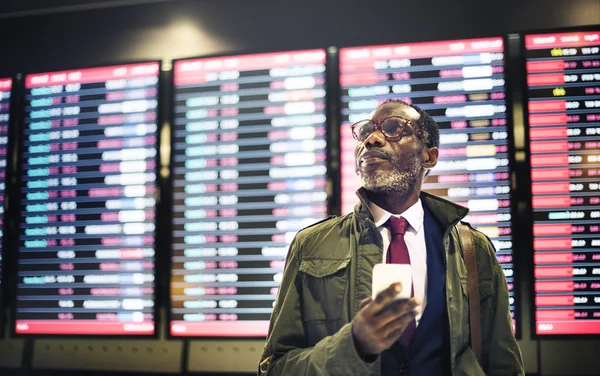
[0,0,599,375]
[0,0,599,75]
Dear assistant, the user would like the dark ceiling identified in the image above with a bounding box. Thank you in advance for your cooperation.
[0,0,172,16]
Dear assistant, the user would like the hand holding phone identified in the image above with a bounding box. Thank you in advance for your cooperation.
[352,277,421,357]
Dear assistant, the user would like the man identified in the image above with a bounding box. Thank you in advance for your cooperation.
[258,100,524,375]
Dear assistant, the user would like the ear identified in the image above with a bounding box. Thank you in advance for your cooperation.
[422,146,438,169]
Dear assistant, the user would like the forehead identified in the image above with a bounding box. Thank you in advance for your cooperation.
[369,102,421,122]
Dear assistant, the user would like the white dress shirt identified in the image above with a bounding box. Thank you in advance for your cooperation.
[368,199,427,326]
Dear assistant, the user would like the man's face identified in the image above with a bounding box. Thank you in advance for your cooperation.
[354,102,426,197]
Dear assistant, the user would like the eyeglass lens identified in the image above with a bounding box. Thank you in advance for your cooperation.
[355,117,407,141]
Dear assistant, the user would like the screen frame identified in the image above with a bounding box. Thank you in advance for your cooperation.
[11,59,164,339]
[167,47,333,339]
[520,24,600,340]
[502,33,523,340]
[337,34,521,338]
[0,76,18,339]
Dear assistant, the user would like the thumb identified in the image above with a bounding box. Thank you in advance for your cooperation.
[359,297,372,310]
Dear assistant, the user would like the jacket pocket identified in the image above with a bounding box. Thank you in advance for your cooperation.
[478,278,493,301]
[299,257,351,346]
[461,277,494,302]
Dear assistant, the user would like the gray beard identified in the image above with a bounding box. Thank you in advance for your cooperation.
[356,151,422,197]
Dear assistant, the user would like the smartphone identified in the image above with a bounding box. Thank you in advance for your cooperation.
[372,264,412,300]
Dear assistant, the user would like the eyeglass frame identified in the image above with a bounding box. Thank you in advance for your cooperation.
[350,116,421,142]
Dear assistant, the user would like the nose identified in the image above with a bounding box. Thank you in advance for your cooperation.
[363,129,386,148]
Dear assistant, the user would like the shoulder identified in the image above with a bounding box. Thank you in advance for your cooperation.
[457,221,496,254]
[292,213,355,259]
[295,213,352,241]
[456,221,500,279]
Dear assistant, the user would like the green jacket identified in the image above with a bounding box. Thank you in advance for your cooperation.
[259,190,524,376]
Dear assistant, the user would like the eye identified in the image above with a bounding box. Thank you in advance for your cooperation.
[358,121,374,140]
[381,118,403,136]
[401,124,414,136]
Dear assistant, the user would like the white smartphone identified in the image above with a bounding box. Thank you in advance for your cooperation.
[372,264,412,300]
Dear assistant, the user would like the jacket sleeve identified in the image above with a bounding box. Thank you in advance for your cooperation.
[484,242,525,376]
[258,241,378,376]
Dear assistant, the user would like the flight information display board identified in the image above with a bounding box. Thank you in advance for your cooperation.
[526,29,600,335]
[171,50,328,337]
[340,38,517,331]
[16,63,160,335]
[0,78,10,316]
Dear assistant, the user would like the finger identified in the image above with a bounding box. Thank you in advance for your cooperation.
[379,320,415,350]
[366,283,402,316]
[381,306,421,339]
[373,298,419,328]
[376,296,423,317]
[382,326,405,347]
[359,297,372,310]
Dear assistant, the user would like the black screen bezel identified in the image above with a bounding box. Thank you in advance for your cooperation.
[337,35,522,338]
[11,59,163,339]
[519,25,600,340]
[167,47,333,339]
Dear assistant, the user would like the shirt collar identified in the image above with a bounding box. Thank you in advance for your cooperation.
[368,198,424,233]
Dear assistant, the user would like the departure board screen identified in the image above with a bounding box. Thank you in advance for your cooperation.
[526,30,600,335]
[16,63,159,335]
[340,38,517,331]
[171,50,328,337]
[0,78,10,310]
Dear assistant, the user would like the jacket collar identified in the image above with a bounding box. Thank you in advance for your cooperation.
[368,198,424,233]
[354,187,469,231]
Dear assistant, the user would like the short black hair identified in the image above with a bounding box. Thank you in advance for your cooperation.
[382,99,440,149]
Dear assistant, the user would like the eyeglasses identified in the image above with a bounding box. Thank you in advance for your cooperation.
[350,116,418,142]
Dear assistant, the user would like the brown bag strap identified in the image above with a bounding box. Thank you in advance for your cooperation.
[456,223,483,368]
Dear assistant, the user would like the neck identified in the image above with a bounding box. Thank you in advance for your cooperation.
[366,186,421,215]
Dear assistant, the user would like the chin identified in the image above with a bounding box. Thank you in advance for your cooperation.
[359,170,415,197]
[366,184,413,197]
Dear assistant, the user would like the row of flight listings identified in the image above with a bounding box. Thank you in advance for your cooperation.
[0,27,598,339]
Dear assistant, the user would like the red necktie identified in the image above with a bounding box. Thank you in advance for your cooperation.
[386,217,416,345]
